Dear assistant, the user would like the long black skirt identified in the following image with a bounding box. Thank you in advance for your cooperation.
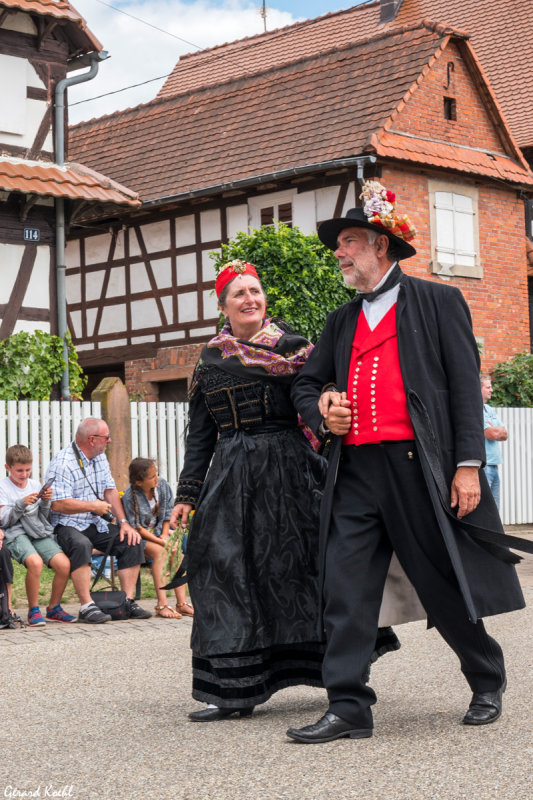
[185,427,399,708]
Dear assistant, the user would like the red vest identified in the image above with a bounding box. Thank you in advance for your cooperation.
[343,304,415,445]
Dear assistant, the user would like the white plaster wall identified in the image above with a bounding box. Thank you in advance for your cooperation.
[98,305,127,335]
[141,220,170,252]
[0,54,26,137]
[160,330,185,341]
[0,243,24,302]
[176,252,197,285]
[151,257,172,288]
[315,186,341,222]
[13,320,50,334]
[130,262,152,294]
[178,292,198,323]
[161,296,173,323]
[227,205,248,240]
[3,12,37,34]
[107,266,125,297]
[175,215,195,247]
[131,334,156,344]
[202,249,218,282]
[69,310,82,338]
[200,209,221,242]
[85,271,105,302]
[203,290,218,318]
[292,191,316,233]
[84,233,114,265]
[66,275,81,304]
[194,325,217,337]
[130,299,163,329]
[23,246,50,307]
[99,338,127,348]
[65,239,81,269]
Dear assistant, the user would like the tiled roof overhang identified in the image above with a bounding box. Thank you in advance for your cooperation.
[0,157,140,207]
[0,0,102,54]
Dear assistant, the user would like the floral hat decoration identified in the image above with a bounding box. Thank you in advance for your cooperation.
[215,259,260,298]
[317,180,417,260]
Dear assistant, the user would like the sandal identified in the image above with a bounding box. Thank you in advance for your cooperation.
[176,601,194,617]
[155,605,182,619]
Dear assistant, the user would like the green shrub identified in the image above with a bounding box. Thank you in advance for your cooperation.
[211,223,354,342]
[490,351,533,407]
[0,330,86,400]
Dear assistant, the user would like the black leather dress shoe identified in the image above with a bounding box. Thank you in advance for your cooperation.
[286,712,373,744]
[462,679,506,726]
[188,706,254,722]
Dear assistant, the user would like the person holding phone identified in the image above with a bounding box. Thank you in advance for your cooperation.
[0,445,75,625]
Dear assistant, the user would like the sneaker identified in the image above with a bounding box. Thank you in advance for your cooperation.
[125,599,152,619]
[46,605,76,623]
[78,603,111,624]
[28,607,46,627]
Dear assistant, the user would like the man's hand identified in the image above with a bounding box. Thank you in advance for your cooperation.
[119,520,141,545]
[92,499,112,517]
[319,391,352,436]
[450,466,481,519]
[24,493,39,506]
[0,528,4,549]
[170,503,193,530]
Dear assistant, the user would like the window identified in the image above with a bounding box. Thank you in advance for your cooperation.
[0,54,26,136]
[248,190,295,230]
[525,198,533,239]
[259,202,292,227]
[443,96,457,121]
[428,180,481,278]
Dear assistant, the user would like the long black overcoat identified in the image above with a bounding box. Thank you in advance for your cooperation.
[291,273,525,622]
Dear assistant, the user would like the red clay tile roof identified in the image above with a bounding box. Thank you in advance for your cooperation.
[158,0,533,150]
[0,0,102,53]
[69,23,533,205]
[0,157,140,206]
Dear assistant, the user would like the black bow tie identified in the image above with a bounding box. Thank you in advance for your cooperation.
[356,264,402,303]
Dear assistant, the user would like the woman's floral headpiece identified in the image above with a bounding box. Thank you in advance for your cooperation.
[360,180,417,242]
[215,259,259,298]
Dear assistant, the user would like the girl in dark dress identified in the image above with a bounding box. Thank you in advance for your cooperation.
[170,260,398,721]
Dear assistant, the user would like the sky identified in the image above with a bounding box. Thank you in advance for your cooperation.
[68,0,370,124]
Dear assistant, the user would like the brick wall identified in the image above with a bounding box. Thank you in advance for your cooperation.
[125,342,205,399]
[381,165,529,371]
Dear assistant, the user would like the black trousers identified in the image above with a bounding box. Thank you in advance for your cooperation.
[323,442,506,727]
[54,523,145,573]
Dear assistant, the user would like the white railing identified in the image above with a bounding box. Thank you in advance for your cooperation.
[0,401,530,524]
[499,408,533,525]
[130,401,188,488]
[0,400,101,483]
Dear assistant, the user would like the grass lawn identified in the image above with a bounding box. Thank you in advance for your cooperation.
[10,561,160,609]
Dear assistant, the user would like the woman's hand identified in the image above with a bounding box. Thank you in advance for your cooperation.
[170,503,193,530]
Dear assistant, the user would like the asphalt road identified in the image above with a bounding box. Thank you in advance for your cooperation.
[0,529,531,800]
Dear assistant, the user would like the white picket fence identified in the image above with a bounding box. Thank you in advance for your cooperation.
[499,408,533,525]
[0,400,188,489]
[0,401,530,524]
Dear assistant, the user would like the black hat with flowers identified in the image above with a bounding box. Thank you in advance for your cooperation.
[318,180,417,260]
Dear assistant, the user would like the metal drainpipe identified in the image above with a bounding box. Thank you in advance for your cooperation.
[54,52,108,398]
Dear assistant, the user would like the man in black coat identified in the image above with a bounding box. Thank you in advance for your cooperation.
[288,182,524,744]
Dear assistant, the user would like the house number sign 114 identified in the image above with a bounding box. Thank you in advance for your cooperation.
[24,227,40,242]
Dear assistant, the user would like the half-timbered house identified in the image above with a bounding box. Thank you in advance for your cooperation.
[0,0,139,363]
[67,7,533,399]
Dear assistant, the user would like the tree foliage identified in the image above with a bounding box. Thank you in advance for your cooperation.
[0,330,87,400]
[490,351,533,407]
[210,223,354,342]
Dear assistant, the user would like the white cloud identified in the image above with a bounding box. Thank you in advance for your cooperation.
[68,0,297,124]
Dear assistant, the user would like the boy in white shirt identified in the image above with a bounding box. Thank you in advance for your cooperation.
[0,445,75,626]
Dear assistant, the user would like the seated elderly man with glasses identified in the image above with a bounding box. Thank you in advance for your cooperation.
[46,417,151,623]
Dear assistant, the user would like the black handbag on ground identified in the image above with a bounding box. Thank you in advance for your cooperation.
[90,524,131,620]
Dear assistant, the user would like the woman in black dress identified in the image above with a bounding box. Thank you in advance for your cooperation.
[170,259,398,721]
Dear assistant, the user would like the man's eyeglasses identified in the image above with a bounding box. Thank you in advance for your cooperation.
[92,434,111,441]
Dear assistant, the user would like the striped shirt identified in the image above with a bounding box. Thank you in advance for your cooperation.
[45,442,116,532]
